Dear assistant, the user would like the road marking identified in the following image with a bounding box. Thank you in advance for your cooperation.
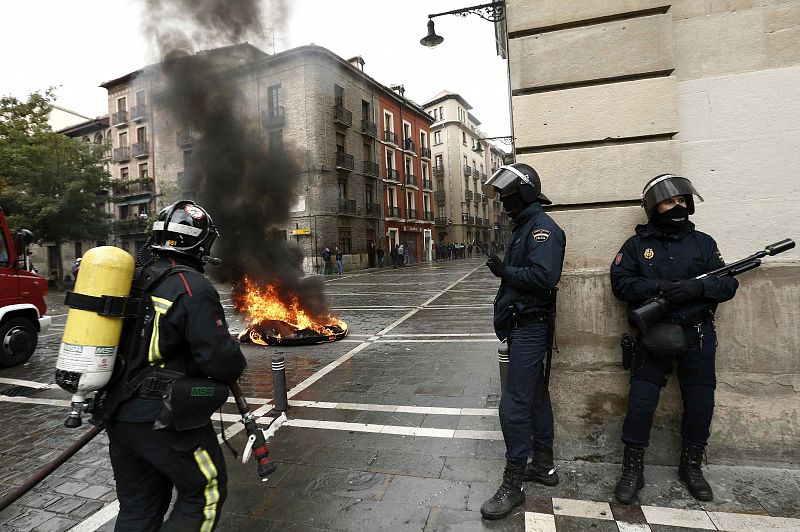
[374,338,498,343]
[552,498,614,520]
[68,500,120,532]
[381,333,496,337]
[287,400,496,417]
[276,418,503,440]
[641,506,716,529]
[525,512,557,532]
[0,377,58,389]
[0,396,70,407]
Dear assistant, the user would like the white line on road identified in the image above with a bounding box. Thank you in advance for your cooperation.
[374,338,498,343]
[68,500,120,532]
[0,377,59,389]
[278,418,503,440]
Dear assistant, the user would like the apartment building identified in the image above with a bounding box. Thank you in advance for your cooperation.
[423,91,502,247]
[100,44,431,271]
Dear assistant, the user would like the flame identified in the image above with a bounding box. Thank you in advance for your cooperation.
[235,276,346,335]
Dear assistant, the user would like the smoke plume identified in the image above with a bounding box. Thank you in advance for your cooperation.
[141,0,329,317]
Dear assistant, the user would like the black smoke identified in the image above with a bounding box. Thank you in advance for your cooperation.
[142,0,328,317]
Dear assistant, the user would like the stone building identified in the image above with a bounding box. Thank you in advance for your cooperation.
[505,0,800,465]
[422,91,504,248]
[100,44,432,272]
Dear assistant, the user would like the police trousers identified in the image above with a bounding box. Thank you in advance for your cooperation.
[499,321,554,464]
[107,421,227,532]
[622,321,717,449]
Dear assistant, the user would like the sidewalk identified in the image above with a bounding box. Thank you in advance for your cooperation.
[1,258,798,531]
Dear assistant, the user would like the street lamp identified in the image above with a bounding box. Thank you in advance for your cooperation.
[420,1,506,48]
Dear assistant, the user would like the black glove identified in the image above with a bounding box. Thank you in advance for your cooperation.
[662,279,704,304]
[486,253,506,278]
[656,279,674,293]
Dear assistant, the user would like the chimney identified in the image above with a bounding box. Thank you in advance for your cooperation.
[347,55,365,71]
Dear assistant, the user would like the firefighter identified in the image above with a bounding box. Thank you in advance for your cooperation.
[104,200,246,531]
[610,175,738,504]
[480,163,566,520]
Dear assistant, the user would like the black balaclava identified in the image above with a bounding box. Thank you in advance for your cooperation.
[501,192,527,220]
[652,202,690,232]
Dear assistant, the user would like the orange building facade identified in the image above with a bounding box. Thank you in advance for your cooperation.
[377,92,434,263]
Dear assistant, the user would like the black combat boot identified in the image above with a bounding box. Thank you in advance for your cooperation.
[614,445,646,504]
[480,461,526,520]
[523,442,559,486]
[679,443,713,501]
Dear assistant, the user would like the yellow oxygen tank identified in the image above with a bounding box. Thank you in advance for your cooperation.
[55,246,135,427]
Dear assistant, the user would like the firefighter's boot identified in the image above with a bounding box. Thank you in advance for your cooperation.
[480,461,526,520]
[614,445,645,504]
[679,443,713,501]
[523,441,559,486]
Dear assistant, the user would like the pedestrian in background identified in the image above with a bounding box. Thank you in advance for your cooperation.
[71,257,82,279]
[377,246,385,267]
[322,247,332,275]
[610,174,738,505]
[480,163,565,520]
[335,246,344,275]
[391,244,398,268]
[397,243,405,267]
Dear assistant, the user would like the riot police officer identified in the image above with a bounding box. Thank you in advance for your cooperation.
[610,175,738,504]
[479,163,566,520]
[104,200,246,531]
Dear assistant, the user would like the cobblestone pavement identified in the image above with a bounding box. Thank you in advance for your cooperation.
[1,258,798,531]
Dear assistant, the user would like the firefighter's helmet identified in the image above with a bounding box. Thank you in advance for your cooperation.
[150,200,218,260]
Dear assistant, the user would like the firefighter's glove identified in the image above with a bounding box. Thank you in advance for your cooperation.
[656,279,675,294]
[486,253,506,278]
[662,279,704,304]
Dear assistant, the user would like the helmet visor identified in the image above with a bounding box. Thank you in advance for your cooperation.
[642,175,704,212]
[482,165,530,199]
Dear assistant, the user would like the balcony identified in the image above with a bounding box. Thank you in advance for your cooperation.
[334,106,352,128]
[403,138,415,152]
[132,141,149,158]
[423,211,434,222]
[421,147,431,159]
[337,199,357,214]
[262,107,285,129]
[463,165,472,176]
[422,178,433,190]
[384,168,400,182]
[176,129,193,148]
[131,104,147,122]
[405,174,417,187]
[435,217,449,226]
[365,202,381,217]
[114,179,153,197]
[481,174,488,184]
[383,130,398,145]
[434,190,446,204]
[465,190,474,202]
[407,208,418,220]
[363,161,379,178]
[361,119,378,138]
[336,152,355,171]
[476,217,483,226]
[433,164,445,176]
[114,217,148,235]
[112,110,128,127]
[482,194,488,204]
[386,206,401,218]
[483,218,491,227]
[474,193,481,205]
[113,146,130,162]
[467,216,476,225]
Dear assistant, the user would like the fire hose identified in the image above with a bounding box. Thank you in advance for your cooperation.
[0,382,285,512]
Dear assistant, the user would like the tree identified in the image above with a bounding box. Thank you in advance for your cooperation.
[0,90,110,282]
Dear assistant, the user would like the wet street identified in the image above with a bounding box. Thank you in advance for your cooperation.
[1,258,799,531]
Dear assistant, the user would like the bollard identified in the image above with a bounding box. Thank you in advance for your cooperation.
[271,355,289,412]
[497,345,509,394]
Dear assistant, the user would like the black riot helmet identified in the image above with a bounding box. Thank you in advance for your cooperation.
[482,163,552,205]
[641,174,704,219]
[150,200,218,261]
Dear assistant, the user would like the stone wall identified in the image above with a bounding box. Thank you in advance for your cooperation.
[507,0,800,465]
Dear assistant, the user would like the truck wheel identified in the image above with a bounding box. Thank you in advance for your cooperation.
[0,318,38,367]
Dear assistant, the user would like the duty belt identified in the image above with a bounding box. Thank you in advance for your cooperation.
[513,310,551,328]
[134,374,176,400]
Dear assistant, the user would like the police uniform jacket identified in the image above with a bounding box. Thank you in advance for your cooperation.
[610,222,738,325]
[493,202,566,340]
[114,256,247,422]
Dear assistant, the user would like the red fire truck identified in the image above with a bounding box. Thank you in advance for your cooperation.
[0,207,51,366]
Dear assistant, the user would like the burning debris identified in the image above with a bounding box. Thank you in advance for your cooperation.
[235,277,347,346]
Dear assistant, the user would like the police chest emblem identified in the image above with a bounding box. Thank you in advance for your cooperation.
[644,248,654,260]
[531,229,551,242]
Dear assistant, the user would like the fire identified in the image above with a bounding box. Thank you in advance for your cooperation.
[235,276,347,346]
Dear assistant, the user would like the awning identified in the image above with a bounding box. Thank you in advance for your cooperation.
[115,196,153,206]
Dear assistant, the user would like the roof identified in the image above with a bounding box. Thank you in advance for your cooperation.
[422,91,473,111]
[57,116,110,137]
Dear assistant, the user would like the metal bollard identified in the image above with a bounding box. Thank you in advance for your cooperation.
[497,345,509,394]
[271,355,289,413]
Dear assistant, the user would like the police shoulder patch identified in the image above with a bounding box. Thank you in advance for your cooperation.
[614,253,623,265]
[716,249,725,265]
[531,229,551,242]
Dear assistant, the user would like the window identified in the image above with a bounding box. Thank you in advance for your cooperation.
[420,131,427,149]
[462,132,467,145]
[269,129,283,151]
[338,180,347,199]
[384,112,394,132]
[119,132,128,147]
[121,167,129,180]
[339,231,352,254]
[432,109,438,120]
[94,133,103,144]
[140,202,149,216]
[387,187,397,208]
[407,191,414,210]
[436,179,444,191]
[463,155,468,166]
[136,126,146,143]
[0,232,9,267]
[439,106,444,119]
[386,149,395,170]
[422,163,428,180]
[334,84,344,108]
[423,194,430,213]
[268,84,283,114]
[363,142,373,162]
[405,156,412,175]
[365,184,374,204]
[433,131,441,145]
[336,132,346,153]
[135,90,145,107]
[139,163,148,179]
[403,122,411,142]
[438,205,446,218]
[117,97,126,112]
[119,205,129,219]
[435,154,443,167]
[465,178,470,192]
[362,100,371,121]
